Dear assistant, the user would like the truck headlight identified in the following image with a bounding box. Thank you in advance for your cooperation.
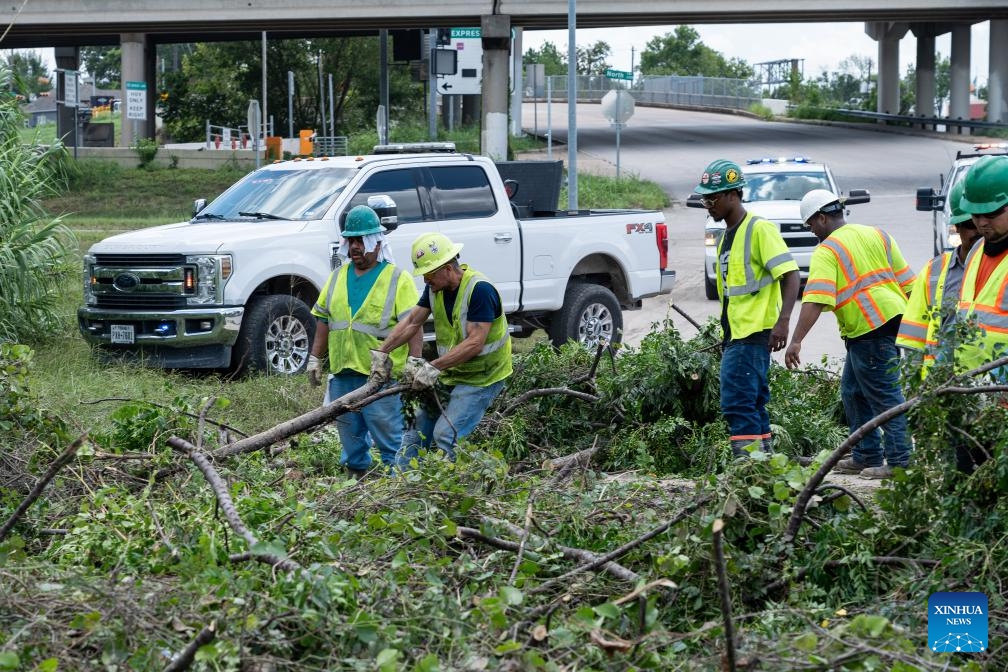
[185,254,232,305]
[83,254,97,305]
[704,230,718,247]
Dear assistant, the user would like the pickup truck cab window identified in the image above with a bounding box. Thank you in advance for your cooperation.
[430,165,497,220]
[200,167,355,221]
[348,169,425,223]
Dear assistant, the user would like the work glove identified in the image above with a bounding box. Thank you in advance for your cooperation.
[402,355,426,382]
[409,360,441,391]
[306,354,323,387]
[369,349,392,386]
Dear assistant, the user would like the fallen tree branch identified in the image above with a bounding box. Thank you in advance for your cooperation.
[784,355,1008,545]
[479,516,641,583]
[712,519,737,672]
[502,387,600,416]
[508,495,536,586]
[168,436,306,575]
[814,484,868,513]
[0,434,86,542]
[762,555,941,597]
[83,397,248,438]
[527,496,709,597]
[163,621,217,672]
[670,303,703,331]
[544,437,602,482]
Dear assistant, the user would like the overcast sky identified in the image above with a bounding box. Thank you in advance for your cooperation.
[522,21,992,85]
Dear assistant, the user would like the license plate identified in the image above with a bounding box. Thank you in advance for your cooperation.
[110,324,135,344]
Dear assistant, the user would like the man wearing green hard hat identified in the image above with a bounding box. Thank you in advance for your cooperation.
[307,204,421,478]
[897,177,982,377]
[695,158,800,460]
[947,154,1008,472]
[373,231,512,468]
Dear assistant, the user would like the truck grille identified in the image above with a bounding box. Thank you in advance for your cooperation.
[784,235,819,248]
[95,295,188,309]
[94,253,187,265]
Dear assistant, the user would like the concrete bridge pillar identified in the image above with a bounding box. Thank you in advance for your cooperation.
[910,25,936,119]
[54,46,79,147]
[120,32,153,147]
[948,24,971,128]
[865,21,908,116]
[989,20,1008,123]
[510,26,524,137]
[480,14,510,160]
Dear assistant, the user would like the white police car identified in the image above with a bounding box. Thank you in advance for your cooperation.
[688,157,870,300]
[916,143,1008,256]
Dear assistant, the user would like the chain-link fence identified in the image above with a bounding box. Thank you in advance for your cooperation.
[526,74,761,112]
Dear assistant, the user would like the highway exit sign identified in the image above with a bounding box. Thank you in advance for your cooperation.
[605,68,633,81]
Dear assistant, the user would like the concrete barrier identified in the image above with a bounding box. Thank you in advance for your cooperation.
[73,146,261,170]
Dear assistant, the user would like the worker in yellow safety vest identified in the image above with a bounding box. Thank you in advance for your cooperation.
[896,178,982,376]
[784,189,915,479]
[694,158,800,459]
[307,205,421,477]
[373,232,512,468]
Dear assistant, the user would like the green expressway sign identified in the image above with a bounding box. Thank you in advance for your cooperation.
[451,28,481,39]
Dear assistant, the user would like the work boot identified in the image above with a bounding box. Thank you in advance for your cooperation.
[860,465,896,479]
[834,458,871,475]
[760,436,774,454]
[345,466,369,481]
[730,439,759,459]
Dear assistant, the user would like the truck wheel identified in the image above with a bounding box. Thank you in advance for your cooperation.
[704,271,718,300]
[233,295,315,375]
[548,283,622,348]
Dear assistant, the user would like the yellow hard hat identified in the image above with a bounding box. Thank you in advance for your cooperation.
[411,232,464,276]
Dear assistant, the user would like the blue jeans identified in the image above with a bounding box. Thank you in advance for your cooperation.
[841,336,911,468]
[397,380,505,468]
[328,372,404,471]
[720,341,771,455]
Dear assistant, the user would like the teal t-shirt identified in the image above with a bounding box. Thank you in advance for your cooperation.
[346,260,387,315]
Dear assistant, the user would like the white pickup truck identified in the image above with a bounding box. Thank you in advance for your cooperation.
[78,143,675,375]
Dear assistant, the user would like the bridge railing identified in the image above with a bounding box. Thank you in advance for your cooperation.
[204,120,275,150]
[787,106,1007,136]
[525,74,761,111]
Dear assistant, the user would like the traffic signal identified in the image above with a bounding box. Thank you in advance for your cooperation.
[436,28,451,46]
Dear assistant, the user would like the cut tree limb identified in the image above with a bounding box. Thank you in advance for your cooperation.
[0,434,86,542]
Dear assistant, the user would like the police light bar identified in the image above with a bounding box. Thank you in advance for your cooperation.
[746,156,811,164]
[372,142,457,154]
[972,143,1008,151]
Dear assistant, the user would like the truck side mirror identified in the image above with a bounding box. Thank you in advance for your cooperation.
[686,194,705,209]
[503,179,519,200]
[915,187,943,212]
[367,194,399,231]
[192,198,207,218]
[844,189,871,206]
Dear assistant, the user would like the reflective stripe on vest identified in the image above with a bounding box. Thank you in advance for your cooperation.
[722,216,775,297]
[820,228,901,331]
[326,265,403,338]
[955,241,1008,370]
[437,271,510,357]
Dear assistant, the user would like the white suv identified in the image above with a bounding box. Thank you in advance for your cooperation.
[916,143,1008,256]
[688,157,870,300]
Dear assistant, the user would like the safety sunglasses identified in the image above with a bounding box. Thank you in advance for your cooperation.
[699,192,727,208]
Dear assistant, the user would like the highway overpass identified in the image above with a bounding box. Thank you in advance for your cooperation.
[6,1,1005,155]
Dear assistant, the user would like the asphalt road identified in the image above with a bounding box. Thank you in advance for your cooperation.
[522,102,980,367]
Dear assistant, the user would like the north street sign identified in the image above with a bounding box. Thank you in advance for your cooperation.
[605,68,633,81]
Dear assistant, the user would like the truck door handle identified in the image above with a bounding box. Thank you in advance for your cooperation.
[494,233,513,243]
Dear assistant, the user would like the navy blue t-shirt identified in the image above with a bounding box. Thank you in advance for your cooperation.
[419,280,502,325]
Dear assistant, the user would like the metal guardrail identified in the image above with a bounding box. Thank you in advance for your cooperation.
[526,74,760,112]
[313,136,348,157]
[791,106,1007,135]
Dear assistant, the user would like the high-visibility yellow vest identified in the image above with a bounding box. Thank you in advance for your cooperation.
[716,212,799,340]
[433,266,512,387]
[313,263,418,375]
[803,224,914,339]
[897,252,953,373]
[955,241,1008,372]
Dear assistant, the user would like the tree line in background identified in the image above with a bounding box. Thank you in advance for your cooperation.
[3,27,972,141]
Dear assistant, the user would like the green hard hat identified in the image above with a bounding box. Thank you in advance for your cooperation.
[948,179,971,226]
[343,205,383,236]
[960,155,1008,215]
[694,159,747,195]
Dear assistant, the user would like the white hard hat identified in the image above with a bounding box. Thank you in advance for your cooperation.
[800,189,842,224]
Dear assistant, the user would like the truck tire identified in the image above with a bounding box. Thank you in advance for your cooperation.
[704,271,718,300]
[233,295,315,375]
[548,283,622,348]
